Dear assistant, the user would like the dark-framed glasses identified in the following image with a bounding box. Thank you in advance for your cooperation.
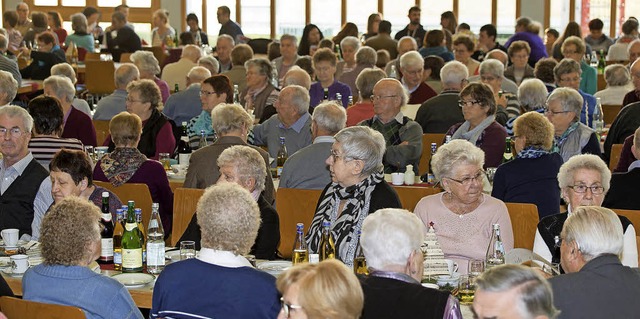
[458,99,481,108]
[0,127,24,138]
[446,170,485,186]
[280,297,303,318]
[567,185,605,195]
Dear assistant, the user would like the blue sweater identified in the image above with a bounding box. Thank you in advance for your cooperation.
[151,259,280,319]
[22,264,143,319]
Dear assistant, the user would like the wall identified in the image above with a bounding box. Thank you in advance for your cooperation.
[162,0,182,34]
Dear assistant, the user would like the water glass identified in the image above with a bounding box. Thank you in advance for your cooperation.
[458,274,477,305]
[180,241,196,260]
[159,153,171,171]
[468,259,484,277]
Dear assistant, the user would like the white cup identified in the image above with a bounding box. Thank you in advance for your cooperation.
[444,259,459,275]
[1,229,19,247]
[11,254,29,274]
[391,172,405,185]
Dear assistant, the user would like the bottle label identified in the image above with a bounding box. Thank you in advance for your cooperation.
[277,166,283,176]
[179,153,191,165]
[503,153,513,160]
[181,136,189,142]
[124,222,137,232]
[148,220,159,229]
[122,248,143,268]
[101,238,114,258]
[147,242,165,266]
[102,213,112,222]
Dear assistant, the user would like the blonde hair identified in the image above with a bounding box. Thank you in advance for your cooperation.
[513,111,554,150]
[109,111,142,146]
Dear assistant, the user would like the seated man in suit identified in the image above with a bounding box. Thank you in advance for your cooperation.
[105,11,141,62]
[603,127,640,210]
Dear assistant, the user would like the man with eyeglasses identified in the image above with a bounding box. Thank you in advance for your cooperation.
[415,61,467,133]
[162,66,211,126]
[399,51,436,105]
[93,63,140,121]
[359,78,423,175]
[14,2,32,38]
[0,106,52,241]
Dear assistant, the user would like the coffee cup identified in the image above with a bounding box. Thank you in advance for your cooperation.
[391,172,405,185]
[10,254,29,274]
[1,229,19,248]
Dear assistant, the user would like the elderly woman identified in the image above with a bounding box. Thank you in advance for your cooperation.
[298,24,323,56]
[418,29,454,62]
[20,32,65,80]
[453,35,479,76]
[310,48,351,110]
[414,139,514,273]
[198,55,219,76]
[151,9,176,47]
[240,58,279,123]
[186,75,232,146]
[359,208,461,318]
[22,197,144,319]
[3,11,23,54]
[545,87,601,162]
[94,112,173,234]
[533,154,638,268]
[105,79,175,159]
[152,184,279,318]
[339,46,377,100]
[43,75,97,146]
[492,112,563,219]
[27,96,84,169]
[534,57,558,93]
[335,36,360,79]
[401,51,437,105]
[306,126,402,265]
[180,145,279,259]
[554,58,597,126]
[49,149,122,217]
[345,68,386,126]
[446,82,508,168]
[594,64,634,105]
[47,11,67,45]
[561,36,597,95]
[549,206,640,318]
[277,259,363,319]
[505,78,549,135]
[505,41,535,86]
[130,50,170,103]
[479,59,518,124]
[51,63,91,116]
[64,13,94,53]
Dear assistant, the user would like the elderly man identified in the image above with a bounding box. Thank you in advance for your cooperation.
[273,34,299,86]
[163,66,211,125]
[394,6,426,48]
[215,35,234,73]
[279,102,346,190]
[622,58,640,106]
[0,106,52,240]
[0,71,18,108]
[151,183,280,318]
[627,39,640,68]
[198,56,219,76]
[222,44,253,93]
[252,85,313,167]
[359,78,422,174]
[0,35,21,87]
[469,49,519,94]
[385,36,418,79]
[15,2,32,37]
[282,66,311,90]
[473,265,558,319]
[339,46,377,99]
[365,20,398,59]
[161,45,202,91]
[400,51,436,105]
[217,5,244,41]
[415,61,467,133]
[472,24,508,62]
[346,68,386,126]
[105,11,141,62]
[549,206,640,318]
[92,63,139,121]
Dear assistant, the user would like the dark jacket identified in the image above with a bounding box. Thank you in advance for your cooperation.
[20,48,65,80]
[603,167,640,210]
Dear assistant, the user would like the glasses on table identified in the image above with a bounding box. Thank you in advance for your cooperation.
[446,170,485,186]
[567,185,605,194]
[280,297,303,318]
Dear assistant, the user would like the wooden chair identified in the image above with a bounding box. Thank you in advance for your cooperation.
[609,143,623,171]
[171,188,205,246]
[392,185,442,212]
[92,120,110,146]
[275,188,323,259]
[83,52,101,61]
[0,296,86,319]
[84,60,116,95]
[602,104,622,126]
[418,133,446,176]
[597,73,606,92]
[120,53,132,63]
[505,202,539,250]
[141,46,167,67]
[611,209,640,265]
[93,181,153,230]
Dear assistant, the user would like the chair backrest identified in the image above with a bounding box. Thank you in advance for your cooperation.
[418,133,446,176]
[611,208,640,265]
[609,143,623,171]
[84,60,116,95]
[505,202,539,250]
[602,104,622,126]
[120,53,133,63]
[275,188,323,259]
[0,296,86,319]
[92,120,110,146]
[171,188,205,246]
[393,185,442,212]
[93,181,153,229]
[84,52,101,61]
[247,38,272,55]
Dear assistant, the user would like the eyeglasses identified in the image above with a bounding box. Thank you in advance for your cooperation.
[446,170,485,186]
[370,95,398,102]
[280,297,303,318]
[458,99,482,108]
[543,107,571,115]
[562,50,578,55]
[559,76,581,83]
[568,185,605,195]
[480,76,498,82]
[199,90,219,97]
[0,127,24,138]
[330,149,345,162]
[125,97,144,103]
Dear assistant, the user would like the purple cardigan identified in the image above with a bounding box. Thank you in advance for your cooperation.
[62,107,97,146]
[309,80,352,111]
[93,159,174,234]
[446,121,508,168]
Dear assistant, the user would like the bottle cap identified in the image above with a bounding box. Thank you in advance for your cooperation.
[102,192,109,197]
[309,254,320,264]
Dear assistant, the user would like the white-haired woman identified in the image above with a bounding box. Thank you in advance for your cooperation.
[533,154,638,268]
[336,36,361,79]
[544,87,601,162]
[51,63,91,116]
[130,50,170,103]
[553,58,597,127]
[359,208,461,318]
[240,58,279,123]
[504,78,548,135]
[479,59,519,123]
[64,13,95,53]
[594,64,635,105]
[306,126,402,266]
[414,139,514,273]
[549,206,640,318]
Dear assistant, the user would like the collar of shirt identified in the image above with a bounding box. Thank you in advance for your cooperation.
[373,111,404,125]
[63,106,73,125]
[628,159,640,172]
[313,136,335,144]
[0,152,33,173]
[197,248,254,268]
[278,112,310,132]
[402,78,419,94]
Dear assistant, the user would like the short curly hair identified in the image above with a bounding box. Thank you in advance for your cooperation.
[534,58,558,84]
[431,139,485,182]
[513,111,554,151]
[453,35,475,52]
[313,47,338,67]
[49,149,94,186]
[127,79,163,111]
[210,103,254,135]
[508,40,531,57]
[217,145,266,193]
[196,183,260,255]
[557,154,611,191]
[40,197,101,266]
[110,111,142,146]
[561,36,586,55]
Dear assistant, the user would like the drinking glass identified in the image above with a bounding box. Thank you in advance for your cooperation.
[84,145,95,162]
[180,241,196,260]
[468,259,484,277]
[458,274,477,305]
[159,153,171,171]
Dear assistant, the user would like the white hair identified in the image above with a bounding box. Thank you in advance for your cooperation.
[334,126,386,176]
[187,66,211,83]
[312,101,346,134]
[399,51,424,70]
[431,139,485,181]
[563,206,624,262]
[130,50,161,75]
[440,61,468,87]
[43,75,76,103]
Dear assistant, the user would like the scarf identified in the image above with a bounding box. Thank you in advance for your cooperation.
[451,115,495,145]
[306,171,384,266]
[244,83,268,115]
[187,110,214,138]
[517,146,549,159]
[552,121,580,153]
[100,147,148,187]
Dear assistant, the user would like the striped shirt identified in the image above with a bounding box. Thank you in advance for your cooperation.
[28,137,84,171]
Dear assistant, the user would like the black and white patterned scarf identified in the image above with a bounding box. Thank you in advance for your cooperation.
[306,171,383,266]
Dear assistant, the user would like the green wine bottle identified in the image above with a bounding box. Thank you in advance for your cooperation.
[121,200,143,273]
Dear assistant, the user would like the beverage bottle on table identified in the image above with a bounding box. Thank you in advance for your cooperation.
[198,130,208,149]
[113,209,124,270]
[135,208,146,263]
[323,88,329,101]
[174,84,179,93]
[319,221,335,260]
[427,142,437,184]
[98,192,114,264]
[353,230,368,275]
[276,137,288,177]
[292,223,308,265]
[597,49,606,75]
[589,50,598,68]
[502,137,513,164]
[233,84,240,104]
[122,201,143,273]
[592,97,604,139]
[485,223,505,269]
[335,93,343,107]
[147,203,165,274]
[178,122,192,165]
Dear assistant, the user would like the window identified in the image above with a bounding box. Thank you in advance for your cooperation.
[132,22,152,45]
[242,0,271,38]
[97,0,120,6]
[549,0,572,34]
[205,0,235,43]
[580,0,611,38]
[421,0,453,32]
[275,0,305,39]
[496,0,517,37]
[310,0,341,38]
[383,0,415,36]
[34,0,57,5]
[61,0,86,6]
[128,0,152,7]
[616,0,640,37]
[346,1,377,36]
[458,0,492,34]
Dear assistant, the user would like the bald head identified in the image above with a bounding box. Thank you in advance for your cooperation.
[397,36,418,56]
[283,66,312,90]
[486,49,509,66]
[632,59,640,90]
[182,45,203,63]
[187,66,212,85]
[628,40,640,65]
[114,63,140,89]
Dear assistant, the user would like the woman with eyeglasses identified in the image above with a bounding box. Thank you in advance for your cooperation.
[186,75,233,149]
[277,259,363,319]
[533,154,638,268]
[445,82,508,168]
[240,58,279,124]
[491,112,563,220]
[414,139,514,274]
[544,87,601,163]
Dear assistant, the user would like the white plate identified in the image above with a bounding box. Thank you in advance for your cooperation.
[257,261,292,276]
[1,267,26,277]
[0,257,10,267]
[111,273,155,288]
[0,240,28,249]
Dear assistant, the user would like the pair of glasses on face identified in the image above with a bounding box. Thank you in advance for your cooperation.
[458,99,481,108]
[199,90,219,97]
[125,97,144,103]
[280,297,302,318]
[330,149,351,162]
[543,106,571,115]
[567,185,605,195]
[446,170,485,186]
[0,127,24,138]
[370,95,398,102]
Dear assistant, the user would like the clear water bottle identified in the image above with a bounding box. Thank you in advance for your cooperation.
[198,130,208,149]
[592,97,604,139]
[485,224,505,270]
[233,84,240,104]
[147,203,165,274]
[589,50,598,68]
[270,61,279,88]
